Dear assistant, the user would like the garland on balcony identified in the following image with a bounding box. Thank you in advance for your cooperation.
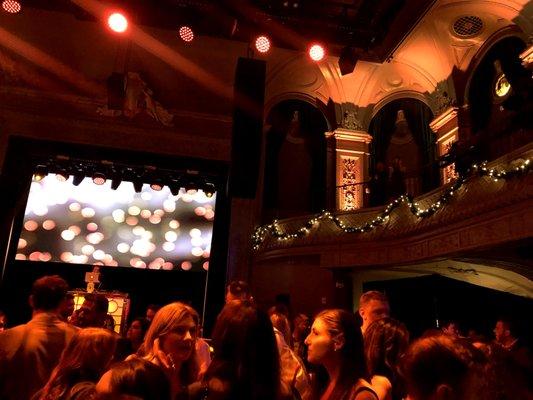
[251,158,531,250]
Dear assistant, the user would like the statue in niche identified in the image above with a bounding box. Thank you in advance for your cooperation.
[385,110,421,196]
[97,72,174,127]
[277,110,312,215]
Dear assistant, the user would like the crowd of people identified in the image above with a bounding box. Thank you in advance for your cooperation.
[0,276,530,400]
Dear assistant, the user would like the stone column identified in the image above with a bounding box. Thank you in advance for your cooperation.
[430,106,459,184]
[328,128,372,210]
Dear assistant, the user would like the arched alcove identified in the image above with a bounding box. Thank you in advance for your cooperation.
[467,36,530,160]
[262,100,328,221]
[368,98,438,202]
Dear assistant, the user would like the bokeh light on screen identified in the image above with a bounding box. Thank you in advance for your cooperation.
[19,174,216,271]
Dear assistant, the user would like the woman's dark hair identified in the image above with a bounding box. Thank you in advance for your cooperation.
[364,318,409,400]
[400,334,484,400]
[106,358,171,400]
[39,328,116,399]
[314,309,368,399]
[206,300,280,400]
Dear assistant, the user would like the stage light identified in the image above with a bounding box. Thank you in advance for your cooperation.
[33,165,48,182]
[2,0,21,14]
[338,46,359,76]
[150,180,164,191]
[92,172,106,185]
[255,35,271,54]
[108,12,128,33]
[179,26,194,42]
[111,178,122,190]
[202,183,216,198]
[309,43,325,62]
[55,169,69,182]
[133,180,143,193]
[72,174,84,186]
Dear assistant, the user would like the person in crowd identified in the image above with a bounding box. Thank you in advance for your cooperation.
[33,328,116,400]
[95,357,171,400]
[493,318,531,372]
[58,293,75,322]
[400,333,486,400]
[441,320,461,337]
[189,300,281,400]
[126,317,150,354]
[0,275,78,400]
[145,304,160,323]
[136,302,199,400]
[364,318,409,400]
[292,313,310,361]
[305,309,377,400]
[358,291,390,334]
[271,311,293,349]
[225,280,252,303]
[270,311,312,400]
[195,326,212,380]
[0,310,6,331]
[73,293,109,328]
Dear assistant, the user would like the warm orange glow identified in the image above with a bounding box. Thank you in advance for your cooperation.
[255,35,271,53]
[108,12,128,33]
[309,44,325,61]
[179,26,194,42]
[2,0,21,14]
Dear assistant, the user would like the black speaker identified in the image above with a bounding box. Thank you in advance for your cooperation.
[229,58,266,198]
[107,72,125,110]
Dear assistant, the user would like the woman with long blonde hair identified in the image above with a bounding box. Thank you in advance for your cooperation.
[136,302,200,399]
[35,328,116,400]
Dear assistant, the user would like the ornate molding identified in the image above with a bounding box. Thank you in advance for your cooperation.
[520,44,533,69]
[332,128,373,144]
[430,107,458,133]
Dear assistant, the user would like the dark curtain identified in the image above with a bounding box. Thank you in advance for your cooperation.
[369,99,439,192]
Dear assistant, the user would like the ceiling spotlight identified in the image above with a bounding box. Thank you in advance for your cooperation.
[150,180,164,191]
[255,35,271,54]
[108,12,128,33]
[72,173,85,186]
[309,43,325,62]
[2,0,21,14]
[55,169,69,182]
[33,165,48,182]
[338,46,359,76]
[179,26,194,42]
[133,180,143,193]
[203,183,216,198]
[92,172,106,185]
[111,178,122,190]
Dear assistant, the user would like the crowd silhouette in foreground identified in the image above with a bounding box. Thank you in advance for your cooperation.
[0,276,530,400]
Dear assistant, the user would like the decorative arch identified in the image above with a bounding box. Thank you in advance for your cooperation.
[262,99,329,222]
[368,98,438,199]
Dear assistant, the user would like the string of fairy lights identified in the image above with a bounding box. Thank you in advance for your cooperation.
[252,158,531,250]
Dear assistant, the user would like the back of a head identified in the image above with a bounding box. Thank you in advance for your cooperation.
[401,335,483,400]
[107,358,171,400]
[360,291,389,308]
[364,317,409,377]
[226,280,250,302]
[209,300,280,400]
[42,328,117,398]
[84,293,110,315]
[31,275,69,311]
[316,309,367,381]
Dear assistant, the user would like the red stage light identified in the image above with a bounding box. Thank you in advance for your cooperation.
[108,12,128,33]
[179,26,194,42]
[255,35,271,54]
[2,0,21,13]
[309,44,325,62]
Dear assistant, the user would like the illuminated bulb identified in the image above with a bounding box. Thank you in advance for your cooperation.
[179,26,194,42]
[255,35,271,53]
[108,12,128,33]
[2,0,21,13]
[309,44,325,61]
